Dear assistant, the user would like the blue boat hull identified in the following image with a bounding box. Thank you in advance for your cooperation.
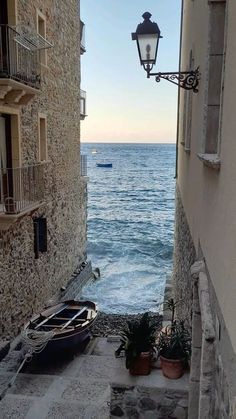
[96,163,112,168]
[24,300,97,355]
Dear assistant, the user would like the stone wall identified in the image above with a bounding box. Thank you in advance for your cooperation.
[208,270,236,419]
[110,384,188,419]
[172,190,236,417]
[188,260,236,419]
[0,1,88,338]
[172,186,196,324]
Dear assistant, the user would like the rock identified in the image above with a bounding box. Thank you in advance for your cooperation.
[126,407,139,419]
[162,397,175,407]
[111,405,125,417]
[172,406,187,419]
[178,399,189,408]
[91,312,162,338]
[139,397,157,411]
[107,335,121,343]
[125,394,137,407]
[142,412,158,419]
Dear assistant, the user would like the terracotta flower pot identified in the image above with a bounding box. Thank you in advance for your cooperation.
[129,351,151,376]
[160,356,184,379]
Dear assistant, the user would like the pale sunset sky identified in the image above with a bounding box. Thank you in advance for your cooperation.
[81,1,181,143]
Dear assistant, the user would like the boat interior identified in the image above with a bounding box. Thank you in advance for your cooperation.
[29,302,96,332]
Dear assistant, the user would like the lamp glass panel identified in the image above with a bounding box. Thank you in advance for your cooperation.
[137,33,158,64]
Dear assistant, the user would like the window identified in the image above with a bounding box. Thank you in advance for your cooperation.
[181,50,194,152]
[36,10,47,66]
[7,0,17,26]
[34,217,47,259]
[38,114,47,161]
[204,0,226,154]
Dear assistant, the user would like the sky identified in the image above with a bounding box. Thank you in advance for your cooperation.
[80,0,181,143]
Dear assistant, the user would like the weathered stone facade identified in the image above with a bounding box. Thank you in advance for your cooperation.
[173,194,236,418]
[111,384,188,419]
[173,0,236,415]
[172,186,196,324]
[188,259,236,419]
[0,1,88,338]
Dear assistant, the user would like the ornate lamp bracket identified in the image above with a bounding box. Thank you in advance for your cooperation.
[146,67,200,93]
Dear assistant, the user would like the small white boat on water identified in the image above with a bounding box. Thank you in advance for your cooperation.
[91,149,97,154]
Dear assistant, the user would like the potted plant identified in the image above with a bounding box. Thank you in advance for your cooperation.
[157,319,191,379]
[116,313,157,376]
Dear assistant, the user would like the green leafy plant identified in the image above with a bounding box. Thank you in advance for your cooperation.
[158,320,191,361]
[116,313,158,369]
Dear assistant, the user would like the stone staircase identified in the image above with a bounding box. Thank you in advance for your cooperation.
[0,338,121,419]
[0,337,189,419]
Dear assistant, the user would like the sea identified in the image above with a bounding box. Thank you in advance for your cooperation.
[80,143,176,314]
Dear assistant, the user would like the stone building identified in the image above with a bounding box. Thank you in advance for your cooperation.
[0,0,88,338]
[173,0,236,417]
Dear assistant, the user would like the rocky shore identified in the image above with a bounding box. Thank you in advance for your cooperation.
[91,311,162,337]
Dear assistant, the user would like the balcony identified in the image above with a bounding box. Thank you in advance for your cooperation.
[0,164,45,230]
[80,154,87,177]
[0,25,46,105]
[80,21,86,54]
[80,89,87,120]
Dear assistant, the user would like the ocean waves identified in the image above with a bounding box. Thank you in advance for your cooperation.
[81,143,176,314]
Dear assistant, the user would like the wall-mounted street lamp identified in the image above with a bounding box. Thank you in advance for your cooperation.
[132,12,200,93]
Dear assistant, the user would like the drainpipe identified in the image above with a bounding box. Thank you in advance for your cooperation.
[175,0,184,179]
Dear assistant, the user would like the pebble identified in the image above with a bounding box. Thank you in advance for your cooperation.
[91,312,162,337]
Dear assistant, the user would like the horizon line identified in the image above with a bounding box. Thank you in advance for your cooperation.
[81,141,176,144]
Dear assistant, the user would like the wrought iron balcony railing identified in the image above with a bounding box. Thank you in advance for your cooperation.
[80,155,87,177]
[80,89,87,119]
[0,25,40,88]
[80,21,86,54]
[0,164,44,215]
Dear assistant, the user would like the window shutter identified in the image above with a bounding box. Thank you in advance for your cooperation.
[38,218,47,253]
[33,217,47,258]
[33,219,39,259]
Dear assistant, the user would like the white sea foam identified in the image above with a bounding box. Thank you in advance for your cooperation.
[81,143,176,314]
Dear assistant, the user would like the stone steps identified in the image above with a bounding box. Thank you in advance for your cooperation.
[0,339,119,418]
[0,337,189,418]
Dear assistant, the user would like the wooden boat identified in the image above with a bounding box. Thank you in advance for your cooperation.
[24,300,98,353]
[96,161,112,168]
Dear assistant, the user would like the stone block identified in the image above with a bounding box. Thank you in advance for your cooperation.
[190,260,205,278]
[187,381,199,419]
[125,407,139,419]
[192,313,202,348]
[198,394,211,419]
[110,405,125,417]
[0,341,10,361]
[125,393,137,407]
[107,336,121,343]
[9,374,54,397]
[231,397,236,419]
[172,405,187,419]
[200,339,215,375]
[139,397,157,411]
[140,411,157,419]
[190,347,201,381]
[90,403,110,419]
[46,401,88,419]
[61,379,109,403]
[0,395,33,419]
[178,399,188,408]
